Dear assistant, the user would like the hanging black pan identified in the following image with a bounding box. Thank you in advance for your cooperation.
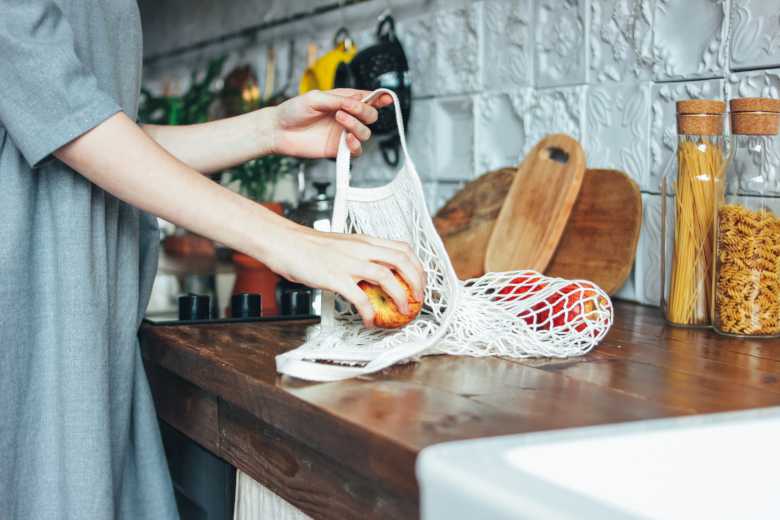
[334,14,412,167]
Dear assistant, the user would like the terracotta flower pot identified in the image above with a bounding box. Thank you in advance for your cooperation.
[229,202,284,317]
[231,252,280,316]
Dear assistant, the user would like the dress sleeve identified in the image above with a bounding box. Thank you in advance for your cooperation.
[0,1,122,167]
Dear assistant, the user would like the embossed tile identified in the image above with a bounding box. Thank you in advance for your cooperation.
[730,0,780,70]
[482,0,534,89]
[397,15,437,99]
[535,0,587,88]
[407,98,436,180]
[584,82,651,187]
[634,194,664,307]
[588,0,654,83]
[653,0,729,81]
[432,181,466,214]
[726,68,780,99]
[435,3,483,96]
[524,87,585,155]
[360,139,400,185]
[422,182,438,212]
[432,96,476,181]
[648,79,725,193]
[614,268,639,303]
[475,91,531,174]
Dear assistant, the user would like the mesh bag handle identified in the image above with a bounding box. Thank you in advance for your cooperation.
[332,88,412,232]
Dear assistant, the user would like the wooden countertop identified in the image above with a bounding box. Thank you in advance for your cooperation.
[139,301,780,519]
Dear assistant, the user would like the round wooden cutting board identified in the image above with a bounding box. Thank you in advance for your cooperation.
[485,134,586,274]
[433,167,515,279]
[544,169,641,294]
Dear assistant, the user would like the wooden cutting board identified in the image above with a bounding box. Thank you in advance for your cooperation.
[485,134,586,273]
[433,167,515,279]
[545,169,642,294]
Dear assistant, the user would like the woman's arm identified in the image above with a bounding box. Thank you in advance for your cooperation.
[55,111,424,327]
[142,89,385,174]
[142,109,275,175]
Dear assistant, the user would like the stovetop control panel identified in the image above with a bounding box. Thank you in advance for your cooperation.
[144,292,318,326]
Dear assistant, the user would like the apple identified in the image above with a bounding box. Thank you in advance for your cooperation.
[358,271,422,329]
[495,274,608,333]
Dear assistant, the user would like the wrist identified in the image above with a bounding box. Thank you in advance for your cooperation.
[254,105,280,156]
[246,208,307,273]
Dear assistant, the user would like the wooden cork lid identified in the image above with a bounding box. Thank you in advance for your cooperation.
[677,99,726,114]
[730,97,780,113]
[730,97,780,135]
[676,99,726,135]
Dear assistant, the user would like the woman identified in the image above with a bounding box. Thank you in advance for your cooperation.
[0,1,424,518]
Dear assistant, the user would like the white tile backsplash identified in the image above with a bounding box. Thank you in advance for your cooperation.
[432,96,476,181]
[535,0,587,88]
[588,0,655,84]
[482,0,534,89]
[614,267,638,303]
[475,91,530,173]
[142,0,780,306]
[584,82,651,186]
[398,15,437,99]
[635,193,663,306]
[726,67,780,99]
[431,181,465,214]
[435,4,483,96]
[524,86,585,156]
[730,0,780,70]
[652,0,729,81]
[406,98,436,180]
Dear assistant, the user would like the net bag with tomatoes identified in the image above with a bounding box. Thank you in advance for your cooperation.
[276,89,613,382]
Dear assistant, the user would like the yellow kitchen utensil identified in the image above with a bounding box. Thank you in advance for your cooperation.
[299,30,357,94]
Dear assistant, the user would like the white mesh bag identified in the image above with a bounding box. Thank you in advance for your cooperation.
[276,89,613,381]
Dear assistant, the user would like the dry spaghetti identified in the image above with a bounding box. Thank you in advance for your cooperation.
[715,204,780,336]
[666,138,726,326]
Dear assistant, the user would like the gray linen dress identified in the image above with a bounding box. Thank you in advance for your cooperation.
[0,1,178,518]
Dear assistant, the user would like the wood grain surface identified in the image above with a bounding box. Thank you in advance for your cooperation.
[140,303,780,519]
[485,134,586,273]
[433,167,515,279]
[545,169,642,294]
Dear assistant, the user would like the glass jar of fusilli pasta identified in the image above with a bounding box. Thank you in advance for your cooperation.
[714,97,780,337]
[661,100,729,328]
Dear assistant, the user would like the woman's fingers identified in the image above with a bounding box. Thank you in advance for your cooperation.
[358,238,426,299]
[339,96,379,125]
[335,110,371,140]
[339,281,376,328]
[306,90,347,112]
[359,264,411,315]
[346,134,362,156]
[373,251,424,303]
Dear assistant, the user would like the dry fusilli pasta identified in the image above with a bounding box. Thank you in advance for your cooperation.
[715,204,780,335]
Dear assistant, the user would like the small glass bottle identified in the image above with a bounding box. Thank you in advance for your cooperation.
[713,98,780,337]
[661,100,730,327]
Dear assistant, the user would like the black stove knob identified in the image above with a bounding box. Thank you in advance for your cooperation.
[231,293,262,318]
[178,293,211,321]
[282,287,312,316]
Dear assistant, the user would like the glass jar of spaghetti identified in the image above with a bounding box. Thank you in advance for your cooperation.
[661,100,730,327]
[713,98,780,337]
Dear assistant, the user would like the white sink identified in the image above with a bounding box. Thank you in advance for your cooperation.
[417,407,780,519]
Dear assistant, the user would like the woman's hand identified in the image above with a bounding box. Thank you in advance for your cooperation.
[263,224,426,328]
[268,89,393,158]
